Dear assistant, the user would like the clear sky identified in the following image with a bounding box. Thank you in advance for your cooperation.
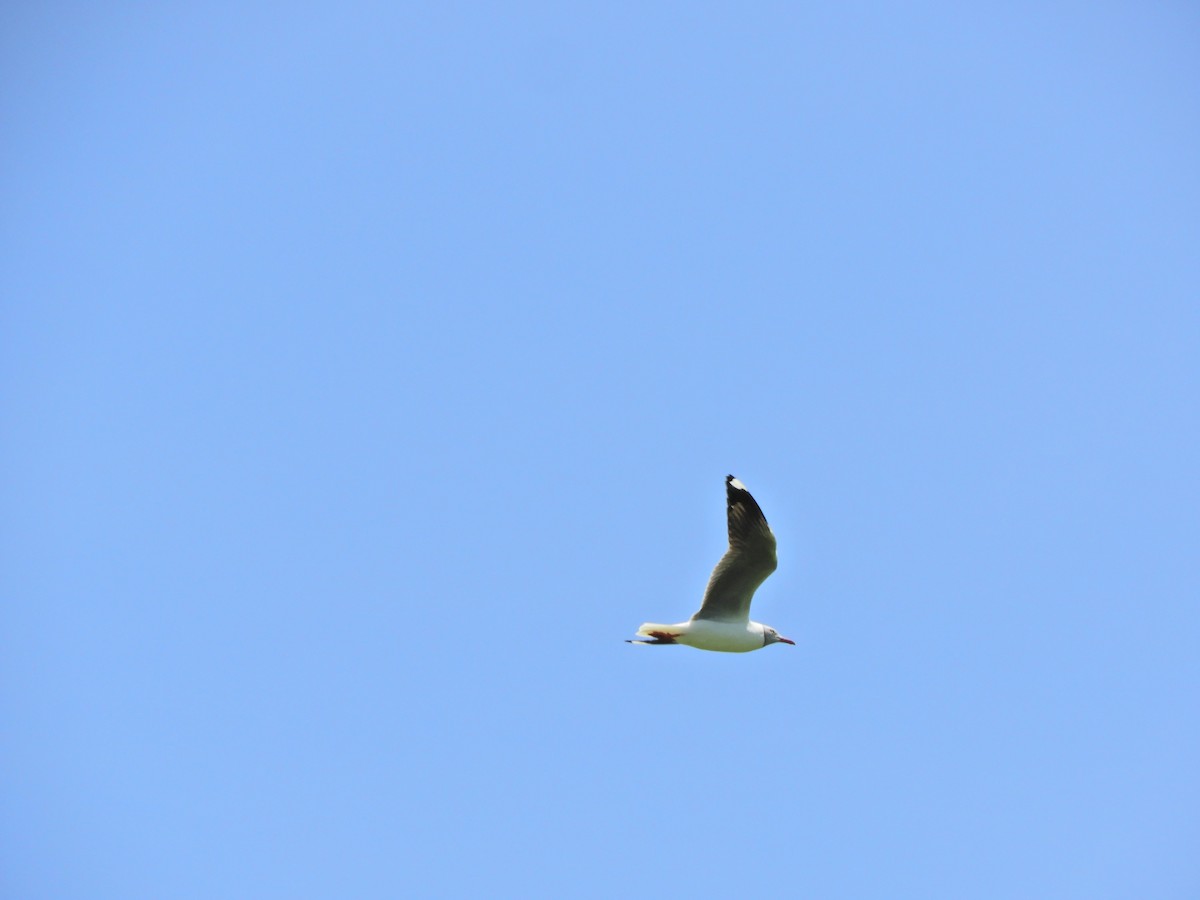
[3,2,1198,897]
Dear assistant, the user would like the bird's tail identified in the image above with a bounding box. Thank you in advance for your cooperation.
[626,623,683,645]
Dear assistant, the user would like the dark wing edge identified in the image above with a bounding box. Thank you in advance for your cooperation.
[691,475,779,622]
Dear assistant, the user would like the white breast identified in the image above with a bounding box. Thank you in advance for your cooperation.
[676,619,765,653]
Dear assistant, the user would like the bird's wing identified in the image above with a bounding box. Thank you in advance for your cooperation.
[691,475,778,623]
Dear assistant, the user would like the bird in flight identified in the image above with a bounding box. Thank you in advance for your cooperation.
[628,475,794,653]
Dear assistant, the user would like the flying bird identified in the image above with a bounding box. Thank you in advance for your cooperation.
[628,475,794,653]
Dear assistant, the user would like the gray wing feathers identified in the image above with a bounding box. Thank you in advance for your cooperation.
[691,475,778,623]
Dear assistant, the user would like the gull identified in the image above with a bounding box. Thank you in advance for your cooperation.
[627,475,794,653]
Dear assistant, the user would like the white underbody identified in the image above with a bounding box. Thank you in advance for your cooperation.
[636,619,769,653]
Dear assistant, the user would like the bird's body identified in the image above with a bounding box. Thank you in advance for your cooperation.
[630,618,782,653]
[628,475,794,653]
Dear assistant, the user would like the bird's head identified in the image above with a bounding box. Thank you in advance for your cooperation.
[763,626,795,647]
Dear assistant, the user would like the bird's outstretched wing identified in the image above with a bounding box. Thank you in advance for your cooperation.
[691,475,778,623]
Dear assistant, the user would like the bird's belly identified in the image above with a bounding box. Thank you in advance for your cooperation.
[678,620,761,653]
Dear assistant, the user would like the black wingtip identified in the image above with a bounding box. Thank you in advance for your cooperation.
[724,473,769,528]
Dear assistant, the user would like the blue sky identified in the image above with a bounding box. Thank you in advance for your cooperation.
[2,2,1198,897]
